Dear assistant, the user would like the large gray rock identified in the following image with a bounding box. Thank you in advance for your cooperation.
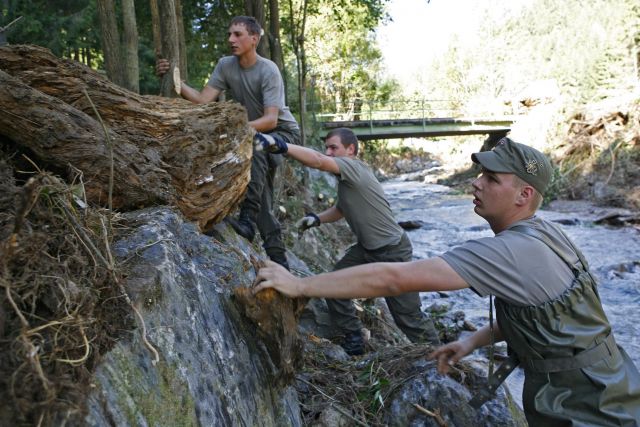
[85,207,302,426]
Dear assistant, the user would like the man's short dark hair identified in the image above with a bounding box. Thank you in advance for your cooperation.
[230,16,262,37]
[326,127,359,155]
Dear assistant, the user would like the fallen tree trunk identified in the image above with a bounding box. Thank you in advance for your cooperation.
[0,44,252,228]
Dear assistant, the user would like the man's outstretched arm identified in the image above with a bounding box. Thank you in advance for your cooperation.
[156,58,220,104]
[180,83,221,104]
[249,106,279,132]
[285,145,340,174]
[254,256,468,299]
[316,206,343,223]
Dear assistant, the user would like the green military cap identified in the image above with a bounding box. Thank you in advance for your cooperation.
[471,137,552,194]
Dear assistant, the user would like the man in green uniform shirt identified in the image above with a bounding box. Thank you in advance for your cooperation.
[157,16,299,269]
[255,127,440,355]
[254,137,640,425]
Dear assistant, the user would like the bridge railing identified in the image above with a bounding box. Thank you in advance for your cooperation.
[308,99,463,123]
[307,98,517,125]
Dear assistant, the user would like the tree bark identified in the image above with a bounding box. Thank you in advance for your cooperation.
[149,0,163,57]
[244,0,269,59]
[157,0,181,97]
[0,45,253,229]
[288,0,308,147]
[268,0,284,73]
[121,0,139,93]
[175,0,188,82]
[96,0,125,87]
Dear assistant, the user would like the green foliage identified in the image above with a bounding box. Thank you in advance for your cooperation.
[283,0,398,119]
[3,0,99,60]
[132,0,244,94]
[356,361,389,413]
[426,0,640,115]
[542,164,566,207]
[360,138,390,162]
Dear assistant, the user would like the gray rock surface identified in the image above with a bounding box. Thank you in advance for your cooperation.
[85,207,302,426]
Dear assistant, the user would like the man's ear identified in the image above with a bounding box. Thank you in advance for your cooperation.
[515,185,535,207]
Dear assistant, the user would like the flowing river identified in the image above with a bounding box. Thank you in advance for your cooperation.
[384,179,640,405]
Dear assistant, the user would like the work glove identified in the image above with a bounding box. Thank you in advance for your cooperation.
[254,132,288,154]
[295,212,321,231]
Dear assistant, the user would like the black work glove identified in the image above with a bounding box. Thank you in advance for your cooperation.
[254,132,288,154]
[295,212,321,231]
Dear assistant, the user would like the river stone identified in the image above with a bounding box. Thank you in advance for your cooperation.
[382,357,527,427]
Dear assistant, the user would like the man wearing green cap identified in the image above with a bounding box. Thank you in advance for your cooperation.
[254,137,640,425]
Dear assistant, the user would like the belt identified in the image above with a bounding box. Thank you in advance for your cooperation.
[468,333,618,408]
[523,333,618,373]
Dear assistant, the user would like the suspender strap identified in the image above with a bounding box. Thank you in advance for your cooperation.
[468,354,519,408]
[523,333,618,373]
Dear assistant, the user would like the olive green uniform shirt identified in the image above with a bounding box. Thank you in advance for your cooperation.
[208,55,299,135]
[334,157,403,250]
[440,216,574,305]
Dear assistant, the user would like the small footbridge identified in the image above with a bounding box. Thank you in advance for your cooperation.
[310,99,516,141]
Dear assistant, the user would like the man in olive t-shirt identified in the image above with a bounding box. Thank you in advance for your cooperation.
[156,16,299,269]
[254,138,640,425]
[254,127,441,355]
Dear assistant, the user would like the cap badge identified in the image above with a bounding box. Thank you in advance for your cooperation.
[525,159,539,176]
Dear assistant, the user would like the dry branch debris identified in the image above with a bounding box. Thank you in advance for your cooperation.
[0,160,133,426]
[555,101,640,209]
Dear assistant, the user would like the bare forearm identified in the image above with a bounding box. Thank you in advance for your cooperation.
[317,206,343,223]
[180,83,206,104]
[249,116,277,132]
[296,262,404,299]
[254,257,469,299]
[286,145,326,169]
[466,322,504,348]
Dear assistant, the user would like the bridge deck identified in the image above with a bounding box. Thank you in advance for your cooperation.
[317,117,513,140]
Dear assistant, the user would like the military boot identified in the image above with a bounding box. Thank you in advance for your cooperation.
[227,212,256,242]
[266,247,290,271]
[341,331,365,356]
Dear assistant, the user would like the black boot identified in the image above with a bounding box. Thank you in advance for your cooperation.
[266,248,290,271]
[227,214,256,242]
[341,331,365,356]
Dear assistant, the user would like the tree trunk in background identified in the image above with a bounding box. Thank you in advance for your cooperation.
[0,45,253,228]
[244,0,269,59]
[96,0,125,87]
[288,0,308,147]
[175,0,188,82]
[149,0,163,57]
[268,0,284,73]
[157,0,180,97]
[121,0,139,93]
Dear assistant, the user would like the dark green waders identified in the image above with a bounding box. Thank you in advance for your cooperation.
[495,226,640,426]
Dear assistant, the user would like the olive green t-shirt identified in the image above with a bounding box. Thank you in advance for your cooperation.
[334,157,404,250]
[440,216,578,306]
[207,56,299,135]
